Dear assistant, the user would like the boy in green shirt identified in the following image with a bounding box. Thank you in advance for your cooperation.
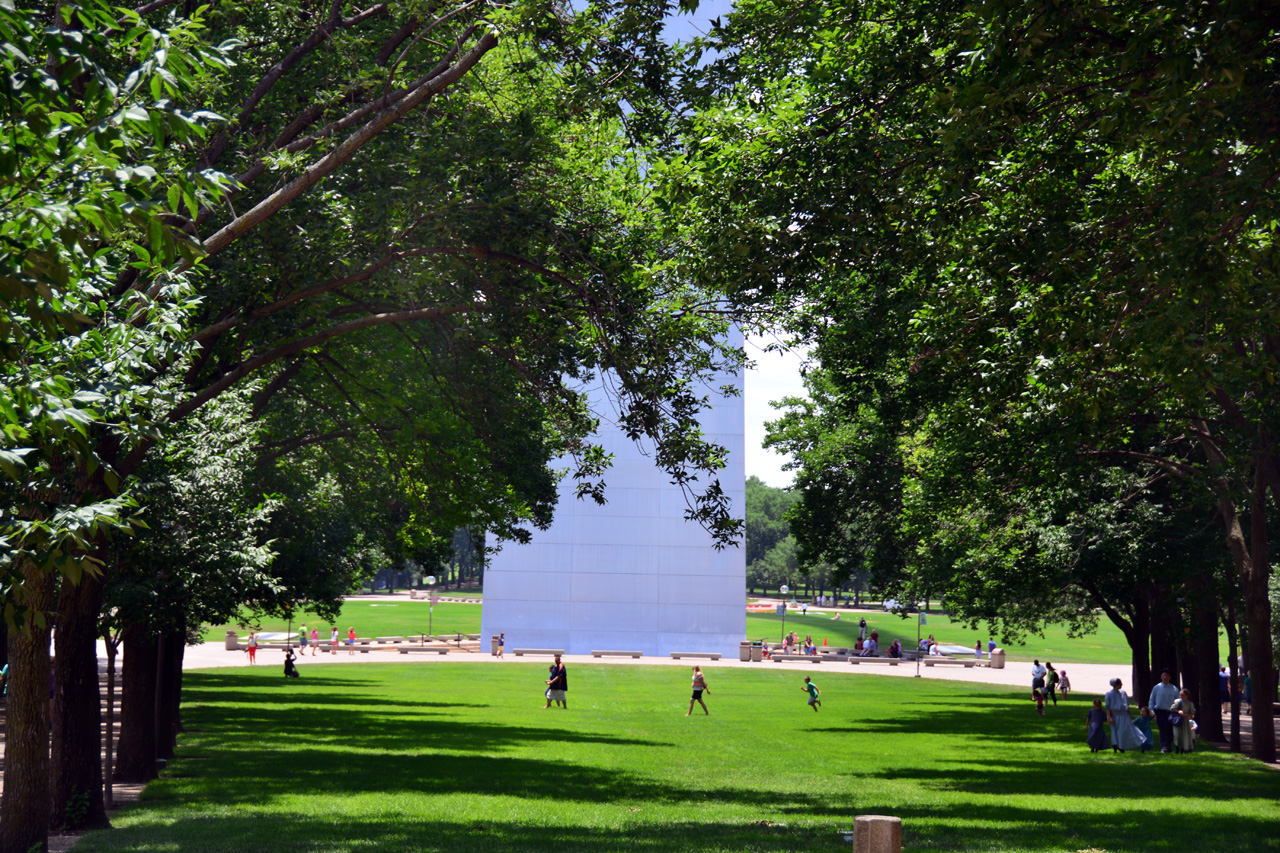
[803,676,821,711]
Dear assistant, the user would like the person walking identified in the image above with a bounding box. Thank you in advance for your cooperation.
[1031,660,1047,701]
[1148,669,1180,754]
[544,655,568,709]
[1170,689,1197,754]
[330,627,340,655]
[1058,669,1072,697]
[298,622,308,655]
[310,627,319,656]
[1104,677,1146,752]
[347,626,357,655]
[1044,662,1060,707]
[246,632,258,665]
[858,617,868,641]
[1085,699,1108,752]
[686,666,710,716]
[497,632,505,659]
[802,676,821,711]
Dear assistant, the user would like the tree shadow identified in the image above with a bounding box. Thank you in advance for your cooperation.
[74,815,833,853]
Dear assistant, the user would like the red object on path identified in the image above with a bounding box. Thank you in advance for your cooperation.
[823,638,828,646]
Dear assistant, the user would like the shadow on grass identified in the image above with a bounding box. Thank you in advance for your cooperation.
[76,806,1280,853]
[814,689,1079,743]
[75,816,833,853]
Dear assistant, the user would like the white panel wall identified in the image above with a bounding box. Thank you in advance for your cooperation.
[481,332,746,657]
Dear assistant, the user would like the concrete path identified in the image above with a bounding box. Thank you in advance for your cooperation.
[184,637,1124,696]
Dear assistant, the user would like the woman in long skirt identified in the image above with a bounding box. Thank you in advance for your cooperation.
[1171,689,1197,754]
[1103,678,1147,752]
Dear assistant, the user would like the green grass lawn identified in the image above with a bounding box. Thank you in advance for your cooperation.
[213,603,1155,667]
[203,601,483,643]
[744,610,1138,665]
[78,663,1279,853]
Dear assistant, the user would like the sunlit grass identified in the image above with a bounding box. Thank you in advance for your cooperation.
[77,664,1280,853]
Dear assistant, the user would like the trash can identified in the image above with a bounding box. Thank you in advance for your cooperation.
[225,631,239,651]
[751,642,763,663]
[491,635,500,656]
[739,641,752,661]
[990,648,1006,669]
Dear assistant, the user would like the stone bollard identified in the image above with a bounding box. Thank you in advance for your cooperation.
[225,630,239,651]
[853,815,901,853]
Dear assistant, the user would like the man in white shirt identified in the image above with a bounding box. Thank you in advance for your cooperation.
[1148,669,1181,754]
[1031,660,1047,701]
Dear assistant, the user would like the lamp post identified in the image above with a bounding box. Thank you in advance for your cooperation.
[915,599,922,678]
[779,584,790,644]
[426,575,437,640]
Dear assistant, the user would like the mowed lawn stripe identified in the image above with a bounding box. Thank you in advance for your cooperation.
[75,664,1280,853]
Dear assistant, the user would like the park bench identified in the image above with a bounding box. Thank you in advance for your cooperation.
[398,646,450,655]
[512,648,564,656]
[772,653,823,663]
[592,650,644,658]
[923,658,976,668]
[409,590,430,600]
[848,657,899,666]
[669,652,721,660]
[375,636,406,644]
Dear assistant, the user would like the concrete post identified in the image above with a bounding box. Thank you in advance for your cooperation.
[853,815,901,853]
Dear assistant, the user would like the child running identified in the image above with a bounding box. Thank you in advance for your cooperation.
[803,676,821,712]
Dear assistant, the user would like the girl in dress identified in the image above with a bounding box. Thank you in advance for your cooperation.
[1170,688,1197,754]
[1085,699,1107,751]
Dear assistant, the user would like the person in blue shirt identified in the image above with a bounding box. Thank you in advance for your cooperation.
[1135,707,1155,753]
[1148,669,1181,754]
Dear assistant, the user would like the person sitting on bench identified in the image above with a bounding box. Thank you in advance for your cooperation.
[859,637,878,656]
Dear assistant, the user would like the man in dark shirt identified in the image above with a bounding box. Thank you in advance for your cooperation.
[544,655,568,709]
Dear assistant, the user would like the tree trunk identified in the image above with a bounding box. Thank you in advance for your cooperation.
[1188,584,1224,743]
[1244,464,1275,762]
[51,572,109,830]
[103,631,119,810]
[1223,604,1243,752]
[114,623,158,783]
[0,560,54,853]
[155,627,185,760]
[1149,591,1179,684]
[1129,596,1152,703]
[1196,420,1276,762]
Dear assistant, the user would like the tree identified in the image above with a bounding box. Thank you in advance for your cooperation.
[0,4,233,844]
[680,0,1279,759]
[4,1,748,842]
